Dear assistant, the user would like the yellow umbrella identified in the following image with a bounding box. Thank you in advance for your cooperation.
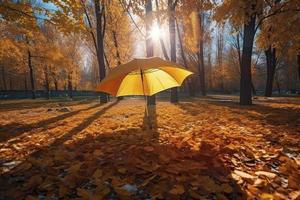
[96,57,193,97]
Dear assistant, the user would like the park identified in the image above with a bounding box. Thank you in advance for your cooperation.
[0,0,300,199]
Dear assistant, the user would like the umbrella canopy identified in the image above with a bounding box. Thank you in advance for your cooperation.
[96,57,193,97]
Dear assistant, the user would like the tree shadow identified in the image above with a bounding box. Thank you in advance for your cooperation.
[0,98,95,112]
[178,99,300,154]
[0,103,101,143]
[207,100,300,128]
[0,107,247,199]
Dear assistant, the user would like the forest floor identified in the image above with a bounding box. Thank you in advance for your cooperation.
[0,96,299,200]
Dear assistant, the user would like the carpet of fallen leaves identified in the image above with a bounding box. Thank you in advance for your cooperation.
[0,96,300,200]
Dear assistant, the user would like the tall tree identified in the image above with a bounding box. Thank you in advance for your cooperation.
[145,0,156,105]
[197,12,206,96]
[94,0,108,103]
[168,0,179,103]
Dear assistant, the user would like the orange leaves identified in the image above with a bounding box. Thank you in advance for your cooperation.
[1,99,300,199]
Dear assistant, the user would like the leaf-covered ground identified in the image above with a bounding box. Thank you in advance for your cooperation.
[0,96,299,200]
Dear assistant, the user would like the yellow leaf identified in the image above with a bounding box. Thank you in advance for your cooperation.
[255,171,276,179]
[260,193,274,200]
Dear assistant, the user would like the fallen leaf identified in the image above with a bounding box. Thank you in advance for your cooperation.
[255,171,276,179]
[77,188,92,200]
[117,168,127,174]
[169,184,185,195]
[139,174,157,187]
[26,175,43,189]
[92,169,103,180]
[233,170,255,183]
[260,193,274,200]
[143,146,154,152]
[289,190,300,200]
[67,162,82,174]
[25,195,38,200]
[188,189,202,199]
[93,149,103,157]
[220,183,233,193]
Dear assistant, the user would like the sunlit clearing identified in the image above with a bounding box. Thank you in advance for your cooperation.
[150,24,165,41]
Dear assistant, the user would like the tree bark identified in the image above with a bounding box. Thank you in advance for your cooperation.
[1,66,7,90]
[264,47,276,97]
[68,73,73,99]
[240,15,256,105]
[54,80,58,91]
[28,50,36,99]
[24,74,28,91]
[9,76,12,90]
[298,53,300,87]
[44,65,50,99]
[197,12,206,96]
[217,32,224,93]
[168,0,178,103]
[95,0,107,103]
[176,18,195,97]
[145,0,156,105]
[112,30,124,101]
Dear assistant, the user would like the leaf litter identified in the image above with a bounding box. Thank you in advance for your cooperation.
[0,97,299,199]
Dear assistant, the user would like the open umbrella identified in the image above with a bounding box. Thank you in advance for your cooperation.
[96,57,193,97]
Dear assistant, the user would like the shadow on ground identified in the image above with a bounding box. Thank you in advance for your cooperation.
[0,103,101,142]
[0,100,246,199]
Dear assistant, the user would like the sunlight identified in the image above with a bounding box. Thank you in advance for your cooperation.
[150,24,165,41]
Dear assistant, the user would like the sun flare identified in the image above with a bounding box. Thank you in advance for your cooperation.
[150,24,165,41]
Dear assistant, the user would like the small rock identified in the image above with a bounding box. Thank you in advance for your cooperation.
[47,108,53,112]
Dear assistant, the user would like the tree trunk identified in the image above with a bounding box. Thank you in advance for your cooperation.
[297,54,300,87]
[217,32,224,93]
[112,30,124,101]
[176,19,195,97]
[251,81,256,95]
[54,79,58,91]
[198,12,206,96]
[1,66,7,90]
[240,15,256,105]
[24,74,28,91]
[68,73,73,99]
[95,0,107,103]
[145,0,156,105]
[275,72,281,94]
[264,47,276,97]
[9,76,12,90]
[44,65,50,99]
[28,50,36,99]
[168,0,178,103]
